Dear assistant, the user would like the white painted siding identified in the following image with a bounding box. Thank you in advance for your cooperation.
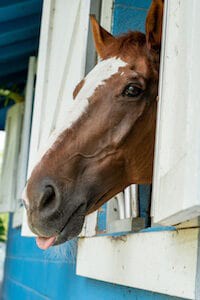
[13,57,36,228]
[0,103,24,212]
[152,0,200,225]
[77,229,198,299]
[22,0,91,236]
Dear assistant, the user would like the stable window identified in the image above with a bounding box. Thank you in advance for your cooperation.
[80,0,152,237]
[77,1,200,299]
[106,185,140,234]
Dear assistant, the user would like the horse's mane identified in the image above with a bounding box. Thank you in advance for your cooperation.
[104,31,147,59]
[117,31,146,49]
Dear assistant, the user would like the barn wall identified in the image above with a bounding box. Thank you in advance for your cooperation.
[2,217,181,300]
[1,1,183,299]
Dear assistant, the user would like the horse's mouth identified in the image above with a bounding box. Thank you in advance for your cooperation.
[35,191,113,250]
[35,203,86,250]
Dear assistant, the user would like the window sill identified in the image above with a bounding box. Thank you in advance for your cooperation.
[76,228,199,299]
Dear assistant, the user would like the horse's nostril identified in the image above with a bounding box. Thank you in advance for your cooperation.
[39,185,56,209]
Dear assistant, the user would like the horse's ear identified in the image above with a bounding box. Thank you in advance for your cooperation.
[90,15,116,59]
[145,0,164,51]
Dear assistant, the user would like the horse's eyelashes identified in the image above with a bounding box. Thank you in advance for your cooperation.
[122,83,143,98]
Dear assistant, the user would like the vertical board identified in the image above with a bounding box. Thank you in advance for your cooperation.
[152,0,200,225]
[27,0,91,175]
[13,57,36,228]
[0,103,24,212]
[22,0,91,236]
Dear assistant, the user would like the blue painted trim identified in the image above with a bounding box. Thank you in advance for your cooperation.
[0,58,28,77]
[114,0,152,9]
[93,226,175,238]
[139,185,151,226]
[0,14,41,35]
[0,0,43,23]
[0,0,42,92]
[0,70,27,86]
[0,26,40,47]
[97,204,107,232]
[0,103,14,130]
[0,38,39,62]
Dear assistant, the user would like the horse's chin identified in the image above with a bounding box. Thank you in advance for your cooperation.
[53,213,85,246]
[34,190,120,250]
[36,217,85,249]
[35,203,86,249]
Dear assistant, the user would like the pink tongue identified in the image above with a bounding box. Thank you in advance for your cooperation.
[36,236,56,250]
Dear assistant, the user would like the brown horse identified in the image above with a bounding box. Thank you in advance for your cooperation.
[23,0,164,249]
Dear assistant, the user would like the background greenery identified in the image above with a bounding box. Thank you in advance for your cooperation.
[0,214,8,242]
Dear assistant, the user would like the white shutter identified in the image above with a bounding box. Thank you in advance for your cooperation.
[0,103,24,212]
[22,0,91,236]
[152,0,200,225]
[12,57,36,228]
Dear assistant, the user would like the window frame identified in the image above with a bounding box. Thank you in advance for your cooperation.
[76,1,200,298]
[152,0,200,226]
[21,0,95,236]
[12,56,36,228]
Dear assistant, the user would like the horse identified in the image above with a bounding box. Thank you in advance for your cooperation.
[23,0,164,249]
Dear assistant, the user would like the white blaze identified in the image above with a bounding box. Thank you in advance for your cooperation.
[38,57,127,163]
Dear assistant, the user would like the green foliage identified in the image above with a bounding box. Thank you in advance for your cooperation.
[0,214,8,242]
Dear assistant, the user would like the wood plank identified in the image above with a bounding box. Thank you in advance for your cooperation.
[77,229,198,299]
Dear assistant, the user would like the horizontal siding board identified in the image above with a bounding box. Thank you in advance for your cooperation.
[0,0,42,23]
[0,0,42,88]
[2,276,49,300]
[0,58,28,76]
[0,14,41,35]
[77,230,198,299]
[0,26,39,47]
[0,39,38,62]
[114,0,151,9]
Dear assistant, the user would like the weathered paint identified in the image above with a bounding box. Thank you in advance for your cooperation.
[77,228,198,299]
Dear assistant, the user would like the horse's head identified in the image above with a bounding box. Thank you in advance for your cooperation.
[24,0,164,249]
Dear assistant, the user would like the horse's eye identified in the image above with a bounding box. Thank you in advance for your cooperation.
[123,84,143,98]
